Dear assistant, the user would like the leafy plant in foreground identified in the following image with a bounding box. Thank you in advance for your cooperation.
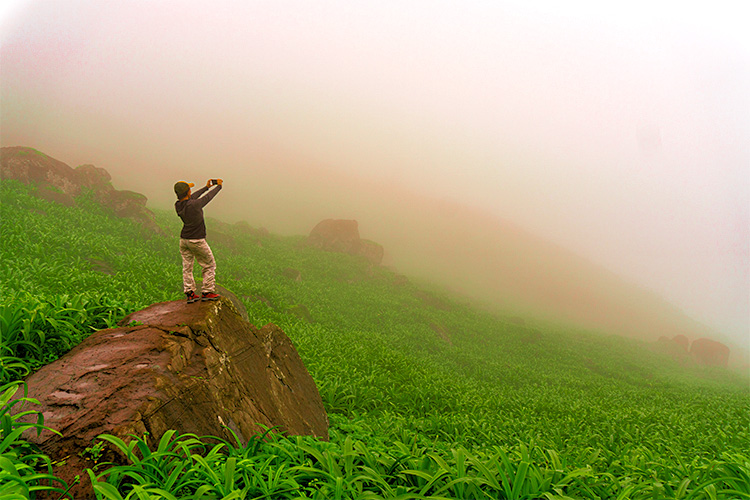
[85,428,750,500]
[0,380,69,498]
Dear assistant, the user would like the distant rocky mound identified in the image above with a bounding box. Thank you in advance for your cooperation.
[690,337,730,367]
[21,297,328,499]
[0,146,161,234]
[308,219,384,265]
[655,334,730,368]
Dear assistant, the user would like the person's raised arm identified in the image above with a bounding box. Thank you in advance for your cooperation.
[190,185,209,199]
[197,179,223,207]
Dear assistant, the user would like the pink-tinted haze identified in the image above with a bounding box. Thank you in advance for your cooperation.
[1,1,748,348]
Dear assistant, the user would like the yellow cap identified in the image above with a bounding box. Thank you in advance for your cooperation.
[174,181,194,198]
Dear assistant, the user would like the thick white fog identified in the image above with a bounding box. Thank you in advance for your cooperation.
[1,1,748,349]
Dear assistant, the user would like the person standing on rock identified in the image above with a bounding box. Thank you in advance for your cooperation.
[174,179,223,303]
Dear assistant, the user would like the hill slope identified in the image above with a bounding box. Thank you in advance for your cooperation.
[1,173,748,499]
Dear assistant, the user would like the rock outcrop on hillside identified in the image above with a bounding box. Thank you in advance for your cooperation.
[22,297,328,499]
[0,146,160,234]
[308,219,384,265]
[655,335,691,364]
[690,337,730,368]
[655,334,730,368]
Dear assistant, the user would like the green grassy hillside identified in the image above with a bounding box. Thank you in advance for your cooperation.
[1,179,748,499]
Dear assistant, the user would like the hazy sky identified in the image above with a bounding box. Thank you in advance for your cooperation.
[1,0,748,345]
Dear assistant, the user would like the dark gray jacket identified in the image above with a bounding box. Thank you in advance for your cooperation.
[175,185,222,239]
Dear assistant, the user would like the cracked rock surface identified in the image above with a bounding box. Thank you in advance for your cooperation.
[23,297,328,499]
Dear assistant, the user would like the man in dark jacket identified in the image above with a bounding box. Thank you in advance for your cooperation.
[174,178,223,303]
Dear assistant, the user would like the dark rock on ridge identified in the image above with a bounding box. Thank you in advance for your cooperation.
[308,219,360,253]
[654,335,730,368]
[359,239,385,266]
[22,297,328,499]
[76,163,111,188]
[0,146,161,234]
[308,219,384,265]
[690,337,730,367]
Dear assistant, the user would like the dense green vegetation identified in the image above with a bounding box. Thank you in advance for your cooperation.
[1,179,748,499]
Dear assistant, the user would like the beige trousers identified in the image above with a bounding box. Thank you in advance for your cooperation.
[179,238,216,293]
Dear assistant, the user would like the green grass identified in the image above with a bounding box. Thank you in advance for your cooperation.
[1,179,748,499]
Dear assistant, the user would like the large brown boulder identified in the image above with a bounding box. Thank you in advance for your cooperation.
[0,146,161,234]
[690,337,730,367]
[308,219,384,265]
[23,298,328,499]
